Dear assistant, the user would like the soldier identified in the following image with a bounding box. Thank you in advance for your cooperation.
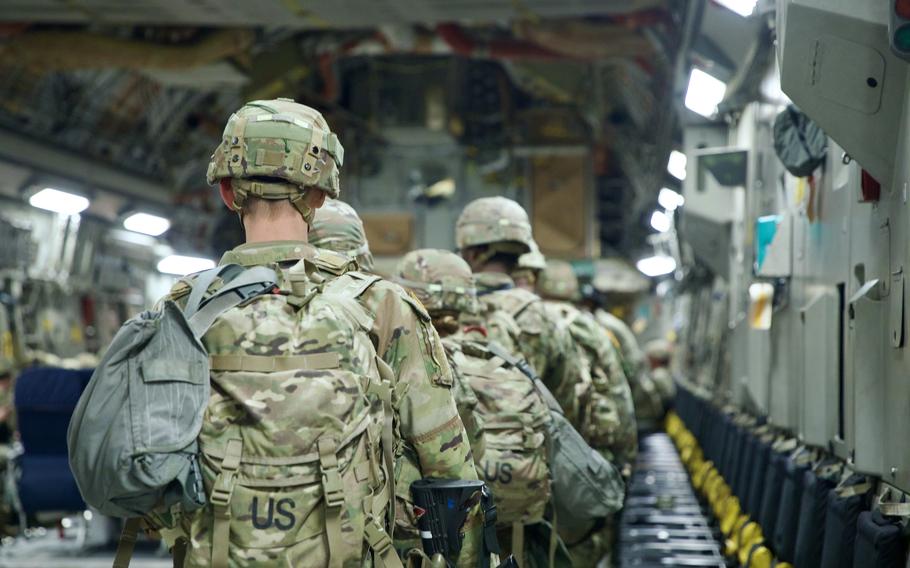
[158,99,479,567]
[591,299,664,432]
[537,260,637,568]
[454,197,589,426]
[304,195,488,559]
[512,241,546,293]
[395,249,554,567]
[309,197,375,272]
[536,260,637,471]
[644,339,677,413]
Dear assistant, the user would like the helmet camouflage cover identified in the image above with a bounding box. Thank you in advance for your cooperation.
[538,259,580,301]
[206,98,344,220]
[309,198,374,271]
[396,249,478,315]
[455,197,534,255]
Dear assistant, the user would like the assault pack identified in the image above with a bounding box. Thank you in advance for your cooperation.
[69,261,403,568]
[445,336,552,562]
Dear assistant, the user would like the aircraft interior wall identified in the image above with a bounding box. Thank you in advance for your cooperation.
[677,0,910,494]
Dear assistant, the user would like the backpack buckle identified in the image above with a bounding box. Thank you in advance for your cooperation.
[318,438,345,509]
[364,519,393,557]
[210,439,242,509]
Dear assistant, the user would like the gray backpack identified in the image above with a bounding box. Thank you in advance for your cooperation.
[486,343,626,533]
[67,264,277,519]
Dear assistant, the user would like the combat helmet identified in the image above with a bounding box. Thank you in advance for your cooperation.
[309,198,374,271]
[455,197,534,256]
[537,259,580,301]
[517,240,547,272]
[513,239,546,289]
[645,339,673,363]
[207,98,344,223]
[396,249,478,316]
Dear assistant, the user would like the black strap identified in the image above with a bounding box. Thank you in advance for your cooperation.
[172,537,188,568]
[487,341,563,414]
[477,283,513,296]
[479,486,500,568]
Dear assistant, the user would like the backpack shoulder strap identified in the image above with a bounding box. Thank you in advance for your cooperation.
[489,289,540,320]
[183,264,242,318]
[186,266,277,339]
[486,341,563,414]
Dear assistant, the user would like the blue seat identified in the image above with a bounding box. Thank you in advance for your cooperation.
[14,367,92,515]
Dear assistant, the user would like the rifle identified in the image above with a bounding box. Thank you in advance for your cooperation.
[411,479,518,568]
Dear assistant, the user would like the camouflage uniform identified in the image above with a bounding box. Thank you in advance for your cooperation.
[309,198,375,272]
[537,260,637,469]
[595,309,664,428]
[295,193,484,559]
[161,99,479,567]
[396,249,554,567]
[455,198,589,428]
[644,339,677,409]
[538,261,636,568]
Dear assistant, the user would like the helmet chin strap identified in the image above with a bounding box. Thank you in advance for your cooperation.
[289,192,316,225]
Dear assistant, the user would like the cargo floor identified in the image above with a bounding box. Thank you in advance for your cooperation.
[619,433,727,568]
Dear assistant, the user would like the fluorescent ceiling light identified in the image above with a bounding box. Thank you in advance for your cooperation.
[650,210,672,233]
[28,188,89,216]
[123,212,170,236]
[667,150,687,181]
[715,0,758,17]
[658,187,686,211]
[157,255,215,276]
[637,255,677,278]
[685,68,727,118]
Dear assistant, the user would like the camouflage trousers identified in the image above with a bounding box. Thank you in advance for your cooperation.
[564,516,618,568]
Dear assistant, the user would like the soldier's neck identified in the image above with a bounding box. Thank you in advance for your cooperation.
[243,217,310,244]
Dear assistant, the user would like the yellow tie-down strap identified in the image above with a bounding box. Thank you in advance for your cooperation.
[210,352,341,372]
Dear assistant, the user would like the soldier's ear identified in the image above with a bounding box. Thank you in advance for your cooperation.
[218,179,236,210]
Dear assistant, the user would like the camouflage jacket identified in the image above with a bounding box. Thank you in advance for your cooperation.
[594,309,646,382]
[473,272,588,426]
[594,309,664,426]
[440,337,486,465]
[544,300,638,470]
[165,241,479,565]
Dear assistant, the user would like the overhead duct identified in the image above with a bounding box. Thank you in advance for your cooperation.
[513,20,654,60]
[0,29,254,70]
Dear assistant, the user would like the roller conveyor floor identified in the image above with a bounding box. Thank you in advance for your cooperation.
[618,433,727,568]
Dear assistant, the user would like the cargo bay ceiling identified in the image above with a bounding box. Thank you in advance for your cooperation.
[0,0,703,258]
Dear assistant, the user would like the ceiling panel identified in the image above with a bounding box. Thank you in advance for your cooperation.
[0,0,666,27]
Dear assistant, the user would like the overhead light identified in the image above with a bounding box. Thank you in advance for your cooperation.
[715,0,758,17]
[667,150,687,181]
[123,212,170,236]
[637,255,677,278]
[28,188,89,216]
[685,68,728,118]
[157,255,215,276]
[658,188,686,211]
[650,210,672,233]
